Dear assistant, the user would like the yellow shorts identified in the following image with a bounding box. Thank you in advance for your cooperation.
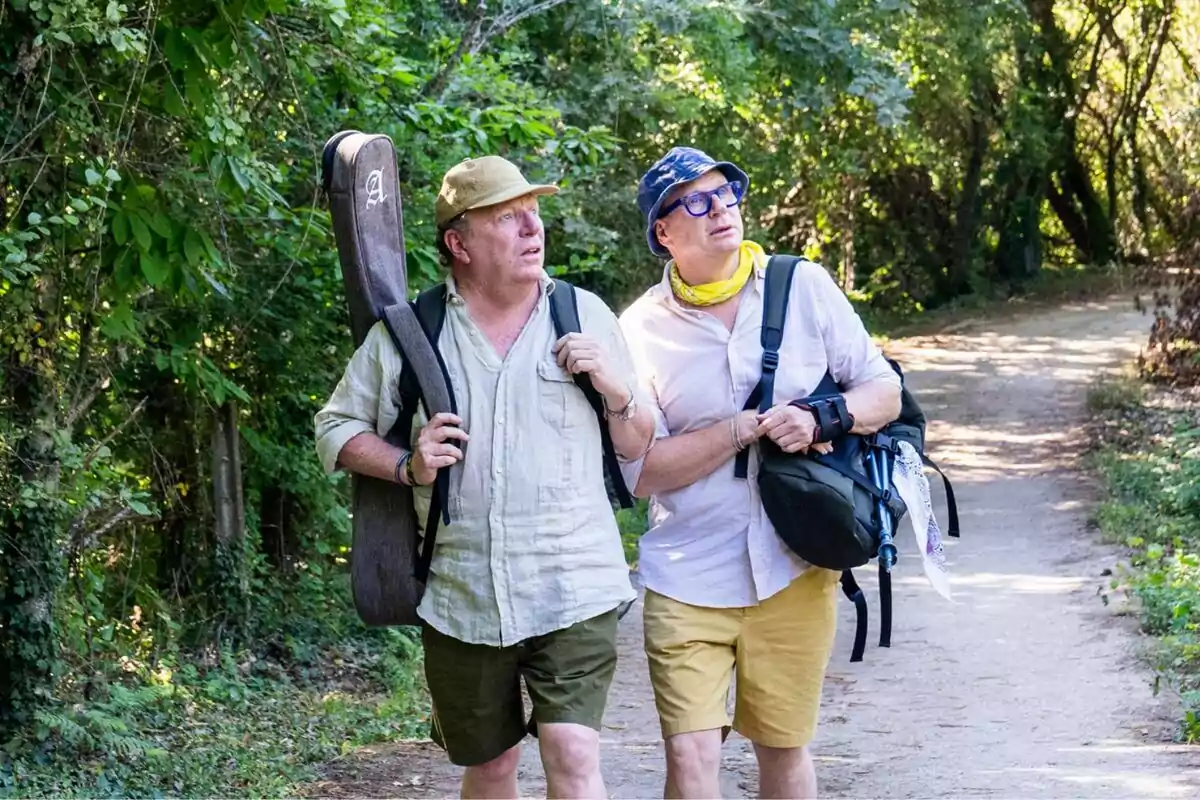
[642,567,839,749]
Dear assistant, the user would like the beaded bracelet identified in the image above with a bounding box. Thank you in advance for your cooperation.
[394,451,412,485]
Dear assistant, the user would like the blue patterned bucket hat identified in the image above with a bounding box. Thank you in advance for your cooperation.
[637,146,750,258]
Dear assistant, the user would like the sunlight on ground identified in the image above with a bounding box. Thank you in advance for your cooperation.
[889,330,1145,381]
[1057,740,1199,756]
[991,767,1194,797]
[919,423,1070,479]
[948,572,1090,594]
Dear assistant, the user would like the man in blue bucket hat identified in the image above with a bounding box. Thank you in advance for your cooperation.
[618,147,902,798]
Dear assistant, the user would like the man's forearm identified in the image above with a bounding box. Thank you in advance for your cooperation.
[633,413,746,497]
[603,388,656,461]
[338,431,407,483]
[844,379,902,434]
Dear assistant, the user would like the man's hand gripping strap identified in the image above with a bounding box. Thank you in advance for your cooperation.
[790,395,854,444]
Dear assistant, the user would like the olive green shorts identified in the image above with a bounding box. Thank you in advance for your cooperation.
[421,609,619,767]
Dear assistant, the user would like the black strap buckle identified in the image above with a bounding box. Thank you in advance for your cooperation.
[761,350,779,371]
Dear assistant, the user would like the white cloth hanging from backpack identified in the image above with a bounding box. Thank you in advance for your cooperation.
[891,441,953,601]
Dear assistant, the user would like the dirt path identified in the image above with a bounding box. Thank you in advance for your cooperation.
[306,294,1200,799]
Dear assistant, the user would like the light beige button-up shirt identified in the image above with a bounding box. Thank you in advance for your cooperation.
[314,274,637,646]
[617,252,901,608]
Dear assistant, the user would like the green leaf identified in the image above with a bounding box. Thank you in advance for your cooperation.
[228,158,251,192]
[113,247,137,288]
[151,212,172,237]
[128,499,153,516]
[144,211,172,239]
[100,303,138,341]
[139,250,170,286]
[130,215,152,250]
[112,213,129,245]
[163,27,190,70]
[70,197,90,213]
[27,212,42,225]
[106,0,121,22]
[164,80,187,115]
[85,168,102,186]
[201,269,230,298]
[201,232,223,265]
[181,230,201,265]
[105,168,122,183]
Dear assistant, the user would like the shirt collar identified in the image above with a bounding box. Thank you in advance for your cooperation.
[444,270,555,306]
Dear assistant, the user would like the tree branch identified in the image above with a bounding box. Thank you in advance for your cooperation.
[1073,3,1112,116]
[470,0,574,56]
[1171,35,1198,82]
[64,378,106,429]
[83,397,148,468]
[1126,1,1173,127]
[418,0,489,101]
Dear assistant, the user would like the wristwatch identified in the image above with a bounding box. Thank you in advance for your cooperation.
[605,385,638,421]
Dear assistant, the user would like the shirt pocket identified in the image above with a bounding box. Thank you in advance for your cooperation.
[534,360,595,498]
[536,359,584,430]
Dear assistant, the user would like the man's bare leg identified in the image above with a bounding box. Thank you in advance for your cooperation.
[754,742,816,800]
[461,743,521,799]
[663,728,723,798]
[537,722,607,799]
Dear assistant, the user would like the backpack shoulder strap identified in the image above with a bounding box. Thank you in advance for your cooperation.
[548,279,635,509]
[379,283,458,583]
[735,255,800,479]
[757,254,800,412]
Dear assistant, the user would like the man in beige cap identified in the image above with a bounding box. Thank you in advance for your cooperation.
[314,155,654,798]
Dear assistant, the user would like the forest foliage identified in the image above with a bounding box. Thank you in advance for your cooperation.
[2,0,1199,793]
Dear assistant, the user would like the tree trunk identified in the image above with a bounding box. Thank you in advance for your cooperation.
[154,380,200,600]
[1063,152,1118,264]
[1026,0,1119,265]
[949,80,989,297]
[840,180,856,294]
[259,487,296,571]
[1104,121,1119,223]
[212,402,245,549]
[0,286,63,730]
[996,169,1046,285]
[211,401,248,644]
[1124,1,1175,249]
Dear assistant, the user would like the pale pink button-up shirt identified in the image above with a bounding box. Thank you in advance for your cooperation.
[617,252,901,608]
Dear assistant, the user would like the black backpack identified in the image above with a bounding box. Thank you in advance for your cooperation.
[734,255,960,661]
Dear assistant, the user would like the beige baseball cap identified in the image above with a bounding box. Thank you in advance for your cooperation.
[435,155,560,227]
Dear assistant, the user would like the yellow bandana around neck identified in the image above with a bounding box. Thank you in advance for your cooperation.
[669,240,764,306]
